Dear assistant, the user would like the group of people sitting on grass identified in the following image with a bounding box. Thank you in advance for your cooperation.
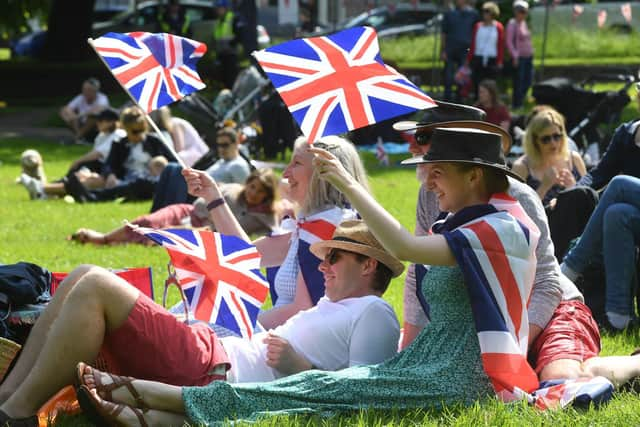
[4,97,640,426]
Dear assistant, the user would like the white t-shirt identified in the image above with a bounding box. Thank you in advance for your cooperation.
[221,295,399,383]
[123,143,152,179]
[67,92,110,117]
[205,156,251,184]
[474,25,498,60]
[93,128,126,160]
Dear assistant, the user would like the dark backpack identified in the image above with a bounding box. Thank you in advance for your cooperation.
[0,262,52,343]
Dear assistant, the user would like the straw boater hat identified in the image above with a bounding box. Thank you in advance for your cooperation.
[401,127,524,182]
[394,100,513,156]
[310,220,405,278]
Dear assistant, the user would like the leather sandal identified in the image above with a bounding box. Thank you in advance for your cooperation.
[76,385,149,427]
[76,362,148,411]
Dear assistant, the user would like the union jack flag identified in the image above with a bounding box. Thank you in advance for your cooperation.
[438,194,613,409]
[297,207,357,305]
[92,32,207,112]
[130,226,269,338]
[252,26,436,143]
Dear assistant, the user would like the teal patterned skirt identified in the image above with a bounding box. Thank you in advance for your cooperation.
[183,266,493,425]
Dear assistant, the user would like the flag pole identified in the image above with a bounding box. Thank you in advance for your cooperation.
[87,37,187,169]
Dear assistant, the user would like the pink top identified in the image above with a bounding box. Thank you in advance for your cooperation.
[506,18,533,59]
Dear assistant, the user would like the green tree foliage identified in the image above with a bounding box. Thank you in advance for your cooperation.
[0,0,50,41]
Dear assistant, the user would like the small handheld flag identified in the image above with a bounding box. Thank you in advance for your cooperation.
[130,226,269,338]
[253,26,435,143]
[90,32,207,113]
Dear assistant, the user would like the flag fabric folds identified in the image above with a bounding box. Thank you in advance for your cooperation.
[131,227,269,338]
[252,26,436,143]
[92,32,207,112]
[435,193,613,409]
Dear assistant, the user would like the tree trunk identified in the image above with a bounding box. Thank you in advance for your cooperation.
[43,0,96,61]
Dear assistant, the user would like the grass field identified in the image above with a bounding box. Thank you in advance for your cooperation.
[380,28,640,69]
[3,134,640,425]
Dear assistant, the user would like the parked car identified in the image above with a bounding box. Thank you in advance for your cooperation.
[302,3,443,39]
[12,0,270,58]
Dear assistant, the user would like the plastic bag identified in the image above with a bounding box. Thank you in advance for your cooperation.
[37,386,80,426]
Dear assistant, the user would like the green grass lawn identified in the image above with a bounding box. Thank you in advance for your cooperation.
[2,137,640,425]
[380,28,640,70]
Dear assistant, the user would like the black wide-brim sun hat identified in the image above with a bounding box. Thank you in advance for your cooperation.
[401,127,524,182]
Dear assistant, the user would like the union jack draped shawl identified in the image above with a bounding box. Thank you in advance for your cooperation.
[252,26,436,143]
[437,193,613,409]
[92,32,207,112]
[130,226,269,338]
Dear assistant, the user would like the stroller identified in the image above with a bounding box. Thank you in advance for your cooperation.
[530,72,636,166]
[177,65,297,161]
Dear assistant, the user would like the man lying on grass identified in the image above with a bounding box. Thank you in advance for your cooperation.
[0,220,403,426]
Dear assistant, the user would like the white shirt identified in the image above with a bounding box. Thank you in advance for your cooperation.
[67,92,110,117]
[222,295,399,383]
[205,156,251,184]
[93,128,126,160]
[123,143,152,179]
[474,25,498,60]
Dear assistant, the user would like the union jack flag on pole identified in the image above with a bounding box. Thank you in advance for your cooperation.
[130,226,269,338]
[253,26,436,143]
[90,32,207,113]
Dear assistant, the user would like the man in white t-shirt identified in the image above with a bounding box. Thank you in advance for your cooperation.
[59,77,110,142]
[221,219,404,383]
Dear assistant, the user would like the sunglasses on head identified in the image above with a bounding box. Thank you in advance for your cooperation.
[537,133,563,145]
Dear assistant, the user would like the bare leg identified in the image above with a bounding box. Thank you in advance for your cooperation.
[81,365,185,413]
[77,117,97,140]
[43,182,67,197]
[540,355,640,387]
[0,268,140,418]
[59,107,80,135]
[0,264,94,402]
[70,226,132,245]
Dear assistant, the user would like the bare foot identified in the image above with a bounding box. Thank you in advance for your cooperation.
[68,229,107,245]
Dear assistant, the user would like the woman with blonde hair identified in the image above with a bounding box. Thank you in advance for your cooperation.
[183,135,369,328]
[512,108,586,205]
[512,108,594,259]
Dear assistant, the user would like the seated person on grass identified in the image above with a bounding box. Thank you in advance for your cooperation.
[150,126,252,212]
[63,106,177,203]
[18,108,126,200]
[66,127,539,426]
[59,77,110,142]
[398,110,640,388]
[69,167,281,245]
[0,220,402,426]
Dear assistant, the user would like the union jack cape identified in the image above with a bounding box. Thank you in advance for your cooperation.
[253,26,436,143]
[91,32,207,112]
[436,194,613,409]
[130,226,269,338]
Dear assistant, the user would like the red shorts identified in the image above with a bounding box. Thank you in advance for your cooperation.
[98,293,229,386]
[529,300,601,374]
